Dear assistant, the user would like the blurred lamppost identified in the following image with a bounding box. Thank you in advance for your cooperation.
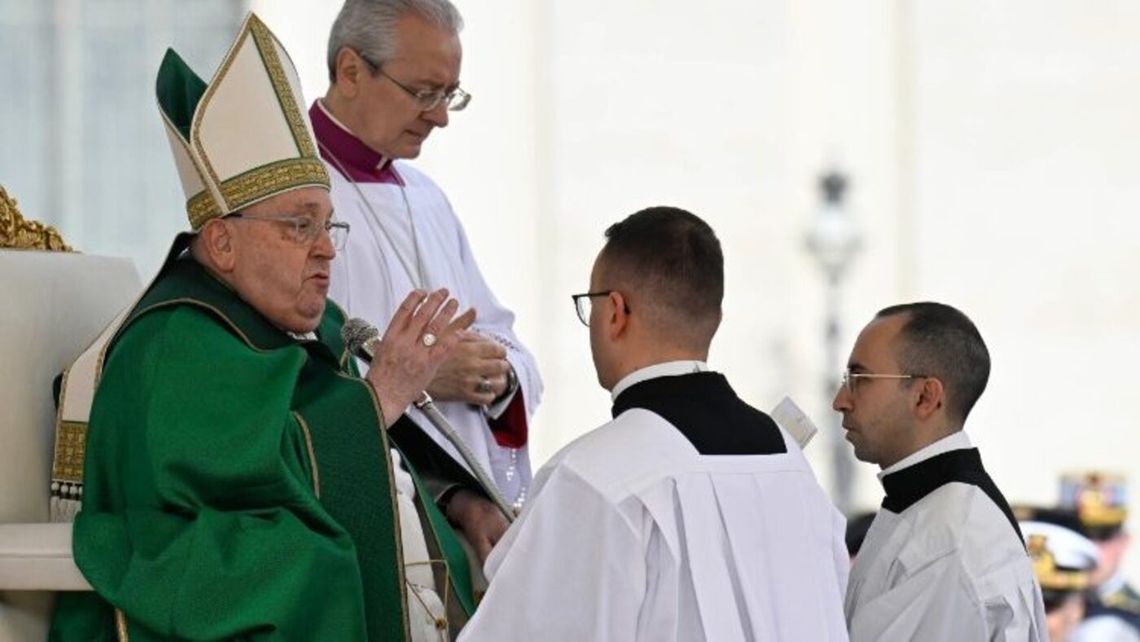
[806,170,861,515]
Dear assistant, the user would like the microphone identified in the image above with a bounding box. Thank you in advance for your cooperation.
[339,317,515,521]
[342,317,380,363]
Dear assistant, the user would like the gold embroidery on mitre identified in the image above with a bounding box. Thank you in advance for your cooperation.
[248,19,317,159]
[187,158,328,229]
[0,185,73,251]
[220,158,328,210]
[359,375,413,640]
[1028,534,1090,591]
[187,190,223,230]
[190,15,326,220]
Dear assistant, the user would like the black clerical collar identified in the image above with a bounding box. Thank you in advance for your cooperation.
[611,372,786,456]
[881,448,1023,541]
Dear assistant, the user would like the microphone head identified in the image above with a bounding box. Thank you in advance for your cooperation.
[342,317,380,356]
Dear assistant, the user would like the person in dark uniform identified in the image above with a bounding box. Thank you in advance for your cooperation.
[1020,518,1099,642]
[1062,472,1140,642]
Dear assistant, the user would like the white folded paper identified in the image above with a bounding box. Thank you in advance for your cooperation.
[770,396,819,449]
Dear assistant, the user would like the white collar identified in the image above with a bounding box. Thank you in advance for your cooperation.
[610,360,709,401]
[878,430,973,480]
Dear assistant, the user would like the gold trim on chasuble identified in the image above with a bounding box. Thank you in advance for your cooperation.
[341,371,414,639]
[293,411,321,498]
[0,185,72,251]
[114,608,130,641]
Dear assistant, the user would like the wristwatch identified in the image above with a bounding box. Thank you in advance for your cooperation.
[494,362,519,404]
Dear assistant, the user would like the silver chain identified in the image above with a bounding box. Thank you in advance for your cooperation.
[317,140,427,290]
[319,139,528,508]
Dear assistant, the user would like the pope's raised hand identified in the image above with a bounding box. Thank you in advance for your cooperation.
[365,288,477,426]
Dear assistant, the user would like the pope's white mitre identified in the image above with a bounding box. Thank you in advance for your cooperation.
[156,12,329,230]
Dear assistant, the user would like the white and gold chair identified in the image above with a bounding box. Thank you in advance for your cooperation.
[0,187,141,641]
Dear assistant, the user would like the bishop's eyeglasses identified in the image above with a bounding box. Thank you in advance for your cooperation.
[357,51,472,112]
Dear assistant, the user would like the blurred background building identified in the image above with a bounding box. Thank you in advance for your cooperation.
[3,0,1139,574]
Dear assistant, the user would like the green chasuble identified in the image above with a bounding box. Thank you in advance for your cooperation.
[49,237,474,641]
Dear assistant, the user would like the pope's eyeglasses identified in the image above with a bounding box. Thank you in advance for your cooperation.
[229,213,350,251]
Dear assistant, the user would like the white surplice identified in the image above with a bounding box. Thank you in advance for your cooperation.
[459,363,850,642]
[846,432,1048,642]
[324,152,542,504]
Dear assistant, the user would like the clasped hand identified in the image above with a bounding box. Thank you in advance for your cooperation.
[445,489,510,564]
[427,330,512,406]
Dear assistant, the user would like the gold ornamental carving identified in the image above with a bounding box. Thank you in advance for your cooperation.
[0,185,73,251]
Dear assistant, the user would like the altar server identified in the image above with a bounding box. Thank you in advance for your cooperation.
[460,206,850,642]
[836,302,1047,641]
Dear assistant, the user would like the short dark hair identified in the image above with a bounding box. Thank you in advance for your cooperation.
[600,206,723,343]
[875,302,990,424]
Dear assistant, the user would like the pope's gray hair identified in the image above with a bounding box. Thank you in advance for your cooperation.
[327,0,464,82]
